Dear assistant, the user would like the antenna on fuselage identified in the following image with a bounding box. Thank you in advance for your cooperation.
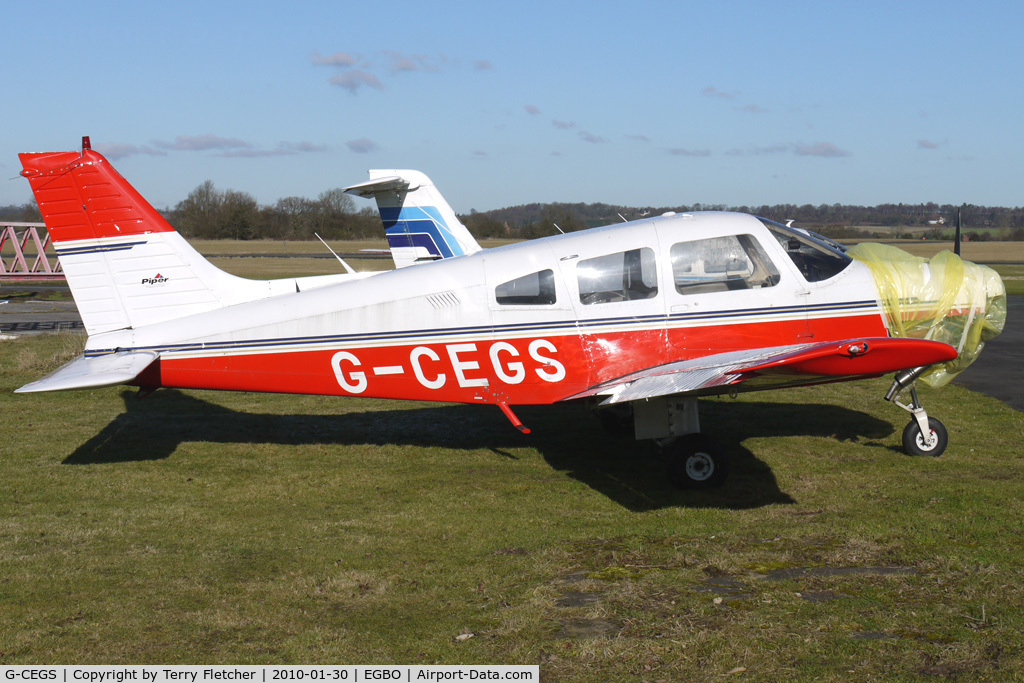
[617,213,628,223]
[314,233,356,274]
[552,223,565,234]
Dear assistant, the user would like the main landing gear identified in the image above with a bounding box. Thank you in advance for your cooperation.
[662,432,730,489]
[885,366,948,457]
[596,396,730,489]
[592,366,950,490]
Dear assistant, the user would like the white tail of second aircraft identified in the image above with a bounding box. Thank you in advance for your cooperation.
[344,170,481,269]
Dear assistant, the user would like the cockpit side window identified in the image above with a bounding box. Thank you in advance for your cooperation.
[577,247,658,305]
[670,234,780,295]
[758,218,852,282]
[495,269,557,305]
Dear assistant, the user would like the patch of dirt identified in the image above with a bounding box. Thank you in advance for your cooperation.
[556,618,621,639]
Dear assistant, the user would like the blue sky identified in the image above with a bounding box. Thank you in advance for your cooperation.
[2,1,1021,213]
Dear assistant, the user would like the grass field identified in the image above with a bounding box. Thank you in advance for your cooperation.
[2,334,1023,679]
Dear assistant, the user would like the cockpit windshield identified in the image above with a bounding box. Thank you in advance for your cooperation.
[758,218,852,282]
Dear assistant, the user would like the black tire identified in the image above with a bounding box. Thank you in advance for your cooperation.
[902,417,948,457]
[666,433,730,489]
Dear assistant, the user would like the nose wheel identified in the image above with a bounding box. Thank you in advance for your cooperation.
[885,367,948,457]
[902,416,948,457]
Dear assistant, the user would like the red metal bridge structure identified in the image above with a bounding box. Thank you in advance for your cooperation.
[0,222,64,280]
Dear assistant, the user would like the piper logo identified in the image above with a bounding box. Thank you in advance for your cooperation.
[141,273,169,285]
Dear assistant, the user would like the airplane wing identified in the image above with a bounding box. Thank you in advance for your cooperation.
[15,351,159,393]
[568,337,958,405]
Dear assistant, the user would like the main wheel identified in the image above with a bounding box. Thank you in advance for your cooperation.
[666,433,730,489]
[902,417,948,457]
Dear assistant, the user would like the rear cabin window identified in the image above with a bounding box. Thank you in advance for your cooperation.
[758,218,852,282]
[495,269,557,305]
[671,235,780,295]
[577,248,658,305]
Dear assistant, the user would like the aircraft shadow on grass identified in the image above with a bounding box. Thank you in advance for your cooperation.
[63,389,895,512]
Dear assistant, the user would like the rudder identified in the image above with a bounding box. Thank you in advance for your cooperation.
[20,143,333,336]
[344,169,481,269]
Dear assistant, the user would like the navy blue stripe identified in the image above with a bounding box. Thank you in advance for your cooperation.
[386,230,447,258]
[380,206,461,258]
[84,300,878,358]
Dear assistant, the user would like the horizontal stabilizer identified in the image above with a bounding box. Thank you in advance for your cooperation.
[343,175,416,196]
[15,351,158,393]
[570,337,958,405]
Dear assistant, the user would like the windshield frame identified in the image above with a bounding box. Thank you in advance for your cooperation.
[757,217,853,283]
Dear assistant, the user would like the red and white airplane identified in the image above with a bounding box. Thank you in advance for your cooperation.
[15,139,1005,487]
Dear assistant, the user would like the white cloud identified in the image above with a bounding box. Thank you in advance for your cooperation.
[384,50,445,73]
[725,144,790,156]
[312,51,360,67]
[280,141,329,153]
[738,103,770,114]
[95,143,167,160]
[346,138,379,154]
[330,71,384,94]
[793,141,850,157]
[724,142,850,157]
[668,148,711,157]
[702,85,737,99]
[220,142,330,158]
[154,134,251,152]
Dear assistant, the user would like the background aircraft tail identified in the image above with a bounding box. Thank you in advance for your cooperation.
[344,170,481,269]
[19,140,356,336]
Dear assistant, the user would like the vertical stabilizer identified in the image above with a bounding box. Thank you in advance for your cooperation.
[344,170,481,269]
[19,144,354,336]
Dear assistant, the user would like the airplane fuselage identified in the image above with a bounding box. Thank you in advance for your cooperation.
[87,212,888,405]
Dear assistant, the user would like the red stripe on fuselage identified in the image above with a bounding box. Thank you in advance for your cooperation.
[139,312,888,405]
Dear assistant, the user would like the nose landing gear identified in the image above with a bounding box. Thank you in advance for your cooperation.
[885,366,948,457]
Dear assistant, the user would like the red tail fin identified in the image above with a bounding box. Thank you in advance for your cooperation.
[19,149,175,243]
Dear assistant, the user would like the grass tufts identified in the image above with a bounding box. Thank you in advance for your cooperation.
[1,334,1023,679]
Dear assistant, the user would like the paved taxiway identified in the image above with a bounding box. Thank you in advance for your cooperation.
[953,295,1023,412]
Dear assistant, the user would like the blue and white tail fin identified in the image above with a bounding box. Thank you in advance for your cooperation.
[344,170,481,269]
